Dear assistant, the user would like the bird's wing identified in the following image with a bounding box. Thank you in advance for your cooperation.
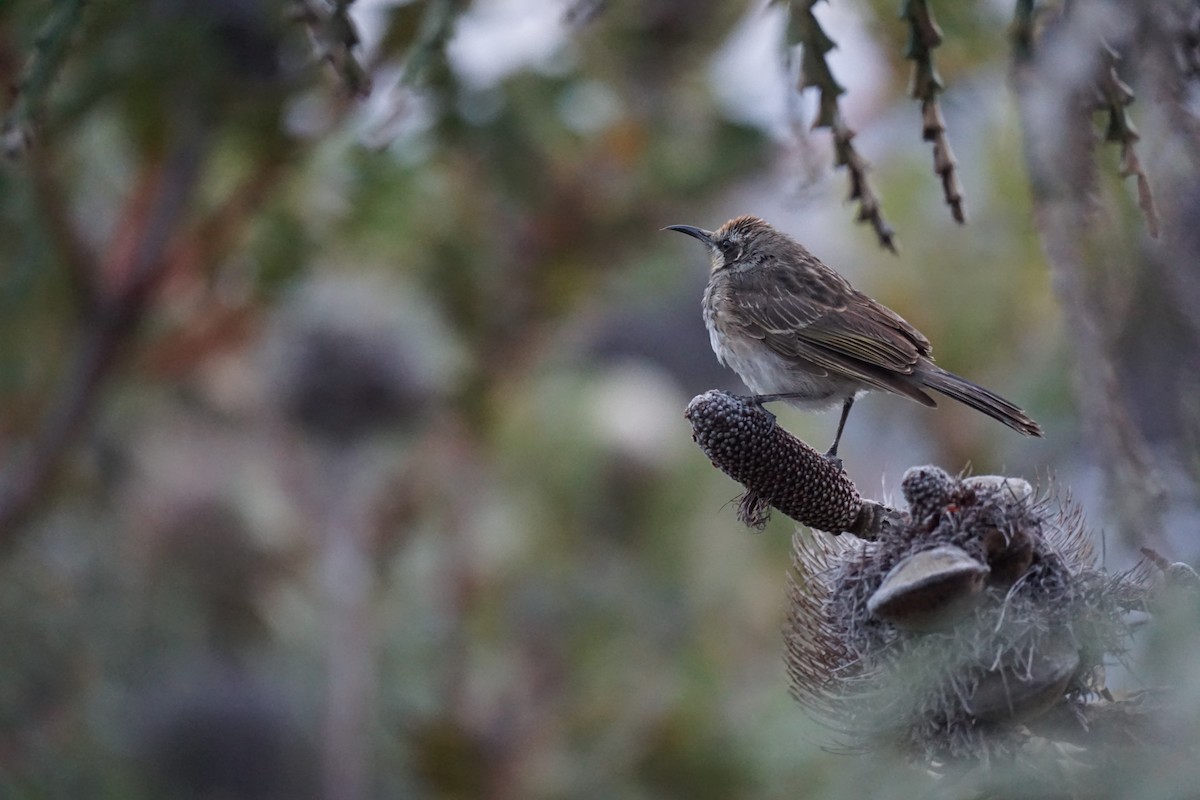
[799,290,931,372]
[730,267,935,402]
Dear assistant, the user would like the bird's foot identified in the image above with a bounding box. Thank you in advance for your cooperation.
[742,394,778,426]
[822,448,843,472]
[750,392,806,405]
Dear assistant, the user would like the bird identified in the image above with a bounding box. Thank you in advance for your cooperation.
[666,215,1043,459]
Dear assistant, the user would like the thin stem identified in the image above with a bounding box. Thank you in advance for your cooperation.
[293,0,371,97]
[1095,46,1159,237]
[2,0,88,158]
[783,0,898,253]
[0,123,209,541]
[902,0,966,223]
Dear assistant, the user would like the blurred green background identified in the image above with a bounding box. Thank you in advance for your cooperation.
[0,0,1196,797]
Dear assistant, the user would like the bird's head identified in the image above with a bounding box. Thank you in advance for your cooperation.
[665,215,776,272]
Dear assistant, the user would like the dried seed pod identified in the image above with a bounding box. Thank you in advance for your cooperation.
[981,525,1035,587]
[788,470,1146,762]
[867,545,989,631]
[965,636,1081,723]
[1141,547,1200,592]
[686,391,901,536]
[1137,548,1200,615]
[901,465,956,525]
[962,475,1034,506]
[266,276,460,444]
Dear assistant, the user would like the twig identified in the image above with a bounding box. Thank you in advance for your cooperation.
[1008,1,1099,207]
[292,0,372,98]
[2,0,88,159]
[1010,0,1036,65]
[564,0,609,27]
[167,146,295,278]
[135,151,295,375]
[1015,2,1159,237]
[1141,4,1200,167]
[0,123,209,542]
[780,0,898,253]
[901,0,966,223]
[319,452,377,800]
[1009,10,1168,551]
[26,137,99,312]
[1094,45,1159,238]
[1177,3,1200,77]
[398,0,464,88]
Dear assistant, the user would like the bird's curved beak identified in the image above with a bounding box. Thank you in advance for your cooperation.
[664,224,714,246]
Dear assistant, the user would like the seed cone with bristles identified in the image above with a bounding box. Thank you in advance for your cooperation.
[786,466,1168,762]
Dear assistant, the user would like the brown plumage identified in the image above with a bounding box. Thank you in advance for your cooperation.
[667,215,1043,457]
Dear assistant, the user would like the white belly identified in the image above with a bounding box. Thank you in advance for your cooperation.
[706,318,860,411]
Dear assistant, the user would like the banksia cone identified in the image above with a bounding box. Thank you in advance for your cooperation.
[684,391,901,537]
[685,396,1198,781]
[786,466,1177,762]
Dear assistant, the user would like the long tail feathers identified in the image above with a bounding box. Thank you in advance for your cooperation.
[923,367,1044,437]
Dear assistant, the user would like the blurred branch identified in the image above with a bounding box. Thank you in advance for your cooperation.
[320,455,377,800]
[0,123,209,542]
[563,0,609,27]
[1015,1,1159,236]
[1142,5,1200,167]
[169,147,295,277]
[1,0,87,158]
[901,0,966,223]
[1183,3,1200,75]
[399,0,464,88]
[292,0,372,97]
[1010,6,1167,551]
[137,150,296,376]
[781,0,898,253]
[0,131,294,537]
[1010,0,1035,63]
[27,139,98,312]
[102,129,209,304]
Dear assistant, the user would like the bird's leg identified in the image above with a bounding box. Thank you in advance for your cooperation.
[825,396,854,465]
